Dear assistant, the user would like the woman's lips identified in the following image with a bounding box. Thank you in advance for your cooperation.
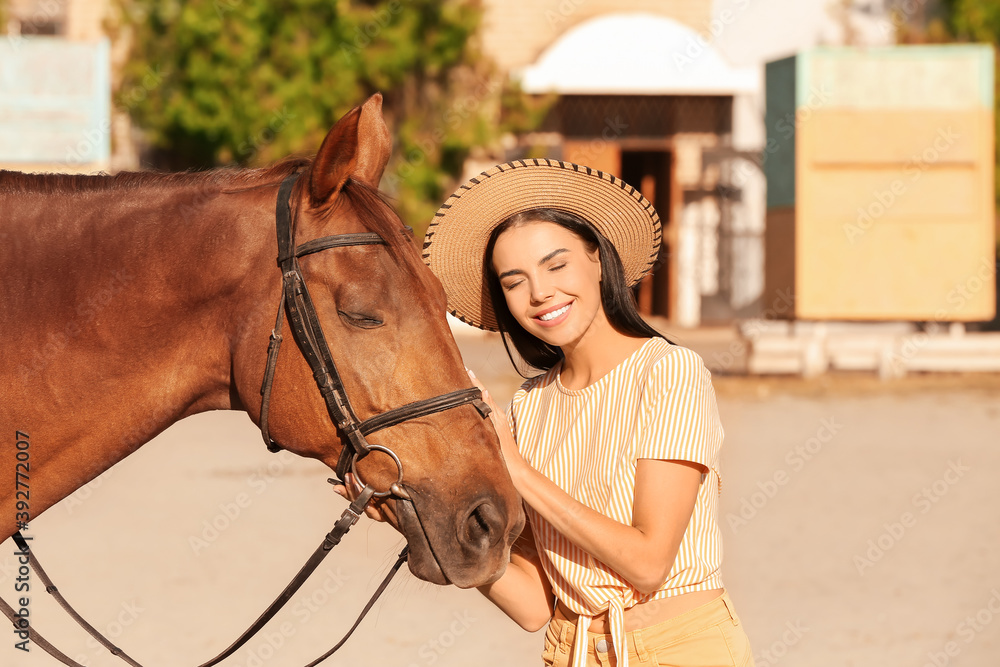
[533,301,572,327]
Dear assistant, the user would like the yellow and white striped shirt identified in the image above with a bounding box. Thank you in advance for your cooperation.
[507,338,724,667]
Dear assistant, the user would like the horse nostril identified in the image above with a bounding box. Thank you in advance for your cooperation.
[464,502,502,550]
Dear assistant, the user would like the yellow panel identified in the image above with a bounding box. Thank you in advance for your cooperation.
[797,222,995,320]
[796,108,994,321]
[808,167,982,224]
[809,109,981,165]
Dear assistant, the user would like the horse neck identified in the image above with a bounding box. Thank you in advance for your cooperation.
[5,175,278,452]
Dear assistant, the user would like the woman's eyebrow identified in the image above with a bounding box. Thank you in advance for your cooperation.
[539,248,569,264]
[498,248,569,280]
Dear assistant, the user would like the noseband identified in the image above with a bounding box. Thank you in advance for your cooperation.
[2,172,496,667]
[258,172,492,496]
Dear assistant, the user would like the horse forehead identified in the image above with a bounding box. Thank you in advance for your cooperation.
[317,241,443,306]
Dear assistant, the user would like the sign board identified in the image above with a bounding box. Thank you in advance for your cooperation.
[0,37,110,167]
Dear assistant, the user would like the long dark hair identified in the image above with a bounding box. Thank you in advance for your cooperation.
[483,208,674,377]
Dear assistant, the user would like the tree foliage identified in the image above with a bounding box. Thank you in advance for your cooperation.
[116,0,530,233]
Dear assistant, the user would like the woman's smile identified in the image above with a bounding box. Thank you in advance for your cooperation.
[490,221,606,349]
[534,301,573,326]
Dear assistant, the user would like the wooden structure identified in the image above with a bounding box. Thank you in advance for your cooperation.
[515,13,757,326]
[763,45,996,323]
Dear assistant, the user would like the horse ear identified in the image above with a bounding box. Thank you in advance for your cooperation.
[309,93,391,203]
[353,93,392,189]
[310,105,362,203]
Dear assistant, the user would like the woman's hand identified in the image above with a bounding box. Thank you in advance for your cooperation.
[466,369,528,483]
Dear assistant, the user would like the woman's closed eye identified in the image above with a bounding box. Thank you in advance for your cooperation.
[502,279,523,292]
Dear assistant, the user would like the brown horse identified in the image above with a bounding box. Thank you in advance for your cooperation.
[0,94,523,593]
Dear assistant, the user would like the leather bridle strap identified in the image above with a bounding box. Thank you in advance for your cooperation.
[282,232,385,263]
[1,485,408,667]
[0,171,496,667]
[258,172,491,484]
[358,387,489,435]
[6,531,143,666]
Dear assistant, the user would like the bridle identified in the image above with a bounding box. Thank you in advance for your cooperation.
[258,172,491,491]
[1,172,494,666]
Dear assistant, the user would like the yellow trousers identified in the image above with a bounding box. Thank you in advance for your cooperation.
[541,590,755,667]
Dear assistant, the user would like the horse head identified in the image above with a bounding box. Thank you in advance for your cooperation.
[231,94,525,588]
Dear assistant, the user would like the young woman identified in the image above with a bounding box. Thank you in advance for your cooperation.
[342,160,754,666]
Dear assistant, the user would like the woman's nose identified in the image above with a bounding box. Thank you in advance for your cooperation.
[529,278,554,303]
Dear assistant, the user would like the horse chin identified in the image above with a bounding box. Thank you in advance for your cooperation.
[395,497,451,586]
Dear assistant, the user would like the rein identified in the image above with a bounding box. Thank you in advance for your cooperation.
[2,172,493,665]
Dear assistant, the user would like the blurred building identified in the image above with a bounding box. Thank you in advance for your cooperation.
[1,0,135,173]
[478,0,899,328]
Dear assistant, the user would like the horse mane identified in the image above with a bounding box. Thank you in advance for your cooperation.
[335,178,419,271]
[0,157,312,194]
[0,157,420,273]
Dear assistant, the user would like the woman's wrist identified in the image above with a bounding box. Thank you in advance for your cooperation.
[506,453,532,489]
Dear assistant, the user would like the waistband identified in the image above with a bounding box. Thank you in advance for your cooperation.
[548,590,740,664]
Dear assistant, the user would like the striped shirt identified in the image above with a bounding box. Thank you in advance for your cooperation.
[506,338,724,667]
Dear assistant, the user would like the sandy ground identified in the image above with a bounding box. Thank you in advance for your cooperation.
[4,330,1000,667]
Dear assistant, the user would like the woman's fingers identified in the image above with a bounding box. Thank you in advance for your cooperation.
[466,367,484,390]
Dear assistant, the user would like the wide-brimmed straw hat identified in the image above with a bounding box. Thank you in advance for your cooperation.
[422,159,662,331]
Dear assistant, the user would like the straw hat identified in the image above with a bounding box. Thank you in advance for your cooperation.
[422,159,662,332]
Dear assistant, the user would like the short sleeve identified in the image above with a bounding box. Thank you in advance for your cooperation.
[505,380,533,445]
[635,347,724,474]
[505,389,523,440]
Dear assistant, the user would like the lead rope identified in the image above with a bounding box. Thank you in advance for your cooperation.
[0,483,407,667]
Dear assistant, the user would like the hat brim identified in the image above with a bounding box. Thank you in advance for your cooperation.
[422,159,662,332]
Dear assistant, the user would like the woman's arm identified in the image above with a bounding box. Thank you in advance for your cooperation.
[470,373,704,596]
[477,518,554,632]
[333,473,554,631]
[515,458,703,595]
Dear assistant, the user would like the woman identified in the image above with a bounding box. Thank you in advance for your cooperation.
[342,160,754,666]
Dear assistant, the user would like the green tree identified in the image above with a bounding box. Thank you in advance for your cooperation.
[115,0,533,234]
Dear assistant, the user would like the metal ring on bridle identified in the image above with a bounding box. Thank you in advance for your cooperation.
[350,444,408,499]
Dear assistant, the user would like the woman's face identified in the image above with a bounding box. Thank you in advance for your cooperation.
[490,220,605,349]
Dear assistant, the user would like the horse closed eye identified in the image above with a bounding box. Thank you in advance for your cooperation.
[338,310,384,329]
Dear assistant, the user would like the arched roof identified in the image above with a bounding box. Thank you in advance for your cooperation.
[518,13,758,95]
